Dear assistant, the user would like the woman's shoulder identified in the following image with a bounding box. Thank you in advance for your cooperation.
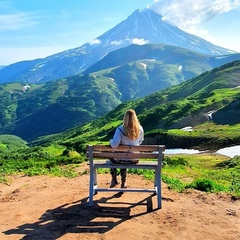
[117,125,123,131]
[117,125,126,135]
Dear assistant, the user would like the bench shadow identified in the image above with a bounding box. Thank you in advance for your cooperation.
[3,193,173,240]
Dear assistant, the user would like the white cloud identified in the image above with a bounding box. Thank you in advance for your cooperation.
[131,38,149,45]
[88,39,101,45]
[147,0,240,52]
[148,0,240,30]
[0,12,38,31]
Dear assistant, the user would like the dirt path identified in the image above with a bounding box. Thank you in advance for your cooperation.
[0,166,239,240]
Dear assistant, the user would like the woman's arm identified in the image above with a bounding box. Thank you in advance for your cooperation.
[110,127,122,148]
[139,126,144,144]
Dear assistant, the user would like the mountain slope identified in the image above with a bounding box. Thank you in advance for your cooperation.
[0,9,236,84]
[0,76,122,141]
[84,44,240,75]
[1,44,239,141]
[36,60,240,149]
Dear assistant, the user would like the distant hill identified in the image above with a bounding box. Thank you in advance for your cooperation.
[34,60,240,149]
[0,76,121,141]
[0,8,236,84]
[0,134,28,153]
[84,44,240,75]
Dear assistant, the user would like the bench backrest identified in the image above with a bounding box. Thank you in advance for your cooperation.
[87,145,165,160]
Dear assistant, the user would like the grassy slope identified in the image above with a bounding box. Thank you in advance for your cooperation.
[1,62,240,197]
[1,45,239,141]
[33,61,240,151]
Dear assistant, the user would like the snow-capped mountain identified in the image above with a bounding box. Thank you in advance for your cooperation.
[0,8,236,83]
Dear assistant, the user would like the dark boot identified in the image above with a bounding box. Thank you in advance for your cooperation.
[120,168,127,188]
[110,168,119,188]
[110,178,119,188]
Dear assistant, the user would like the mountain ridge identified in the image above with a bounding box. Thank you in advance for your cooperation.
[83,43,240,75]
[0,8,236,84]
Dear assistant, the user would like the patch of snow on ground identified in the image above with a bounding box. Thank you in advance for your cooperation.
[165,148,203,154]
[216,145,240,158]
[180,126,193,131]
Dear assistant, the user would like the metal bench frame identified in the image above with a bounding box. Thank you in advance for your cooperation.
[87,145,165,209]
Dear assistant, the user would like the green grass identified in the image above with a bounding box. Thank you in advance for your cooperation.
[0,145,85,184]
[96,153,240,197]
[42,144,66,156]
[160,154,240,196]
[1,146,239,198]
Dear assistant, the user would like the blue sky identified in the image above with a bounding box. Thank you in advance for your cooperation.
[0,0,240,65]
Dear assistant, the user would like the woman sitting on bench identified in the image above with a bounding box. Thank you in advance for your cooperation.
[109,109,144,188]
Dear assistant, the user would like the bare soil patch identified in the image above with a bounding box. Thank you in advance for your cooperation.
[0,165,239,240]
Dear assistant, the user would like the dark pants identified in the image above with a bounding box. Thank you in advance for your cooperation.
[109,158,127,182]
[110,168,126,182]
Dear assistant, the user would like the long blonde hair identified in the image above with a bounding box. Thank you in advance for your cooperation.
[123,109,140,140]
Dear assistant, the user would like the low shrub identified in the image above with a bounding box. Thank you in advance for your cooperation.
[163,156,188,166]
[186,178,214,192]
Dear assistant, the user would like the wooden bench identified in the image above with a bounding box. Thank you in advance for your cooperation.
[87,145,165,209]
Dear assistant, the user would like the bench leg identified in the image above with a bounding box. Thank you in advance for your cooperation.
[94,167,98,191]
[155,169,162,209]
[154,169,157,188]
[89,167,94,207]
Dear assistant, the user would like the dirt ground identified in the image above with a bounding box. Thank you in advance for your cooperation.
[0,163,239,240]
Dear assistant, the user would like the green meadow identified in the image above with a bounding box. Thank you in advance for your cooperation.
[1,139,239,198]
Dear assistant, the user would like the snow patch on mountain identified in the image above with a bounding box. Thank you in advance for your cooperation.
[111,40,124,46]
[139,62,147,69]
[146,59,156,62]
[109,78,115,82]
[178,65,183,71]
[214,56,228,59]
[37,62,48,68]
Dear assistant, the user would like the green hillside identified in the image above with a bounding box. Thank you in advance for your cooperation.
[1,44,239,141]
[0,75,121,140]
[1,62,240,197]
[32,60,240,151]
[0,134,28,152]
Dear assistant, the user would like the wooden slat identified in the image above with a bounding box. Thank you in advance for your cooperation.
[92,152,159,159]
[91,145,165,152]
